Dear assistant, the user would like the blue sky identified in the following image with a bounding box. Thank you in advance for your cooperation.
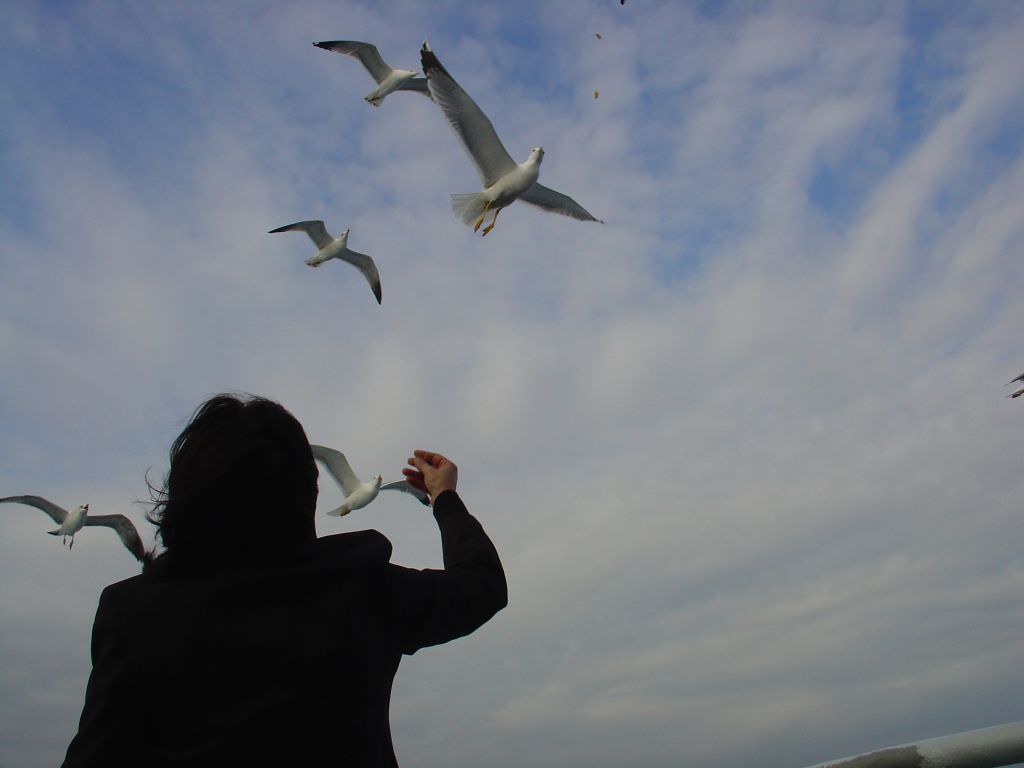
[2,1,1024,766]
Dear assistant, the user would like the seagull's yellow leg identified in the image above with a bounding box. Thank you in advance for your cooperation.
[473,201,492,232]
[481,206,501,236]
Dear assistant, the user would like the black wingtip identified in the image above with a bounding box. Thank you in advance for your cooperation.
[419,42,444,76]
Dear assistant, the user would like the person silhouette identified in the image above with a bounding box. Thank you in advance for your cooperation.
[62,394,507,767]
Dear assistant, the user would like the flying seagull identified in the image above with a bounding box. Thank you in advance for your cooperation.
[0,495,146,561]
[269,221,382,304]
[314,40,430,106]
[420,41,602,236]
[311,445,429,516]
[1008,372,1024,399]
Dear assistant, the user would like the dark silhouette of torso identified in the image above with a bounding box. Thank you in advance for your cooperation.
[62,491,506,768]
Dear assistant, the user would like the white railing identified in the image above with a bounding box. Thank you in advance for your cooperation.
[804,721,1024,768]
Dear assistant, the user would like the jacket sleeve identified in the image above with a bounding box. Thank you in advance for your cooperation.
[389,490,508,655]
[62,586,143,768]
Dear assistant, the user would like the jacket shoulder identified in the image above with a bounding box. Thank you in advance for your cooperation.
[310,529,393,566]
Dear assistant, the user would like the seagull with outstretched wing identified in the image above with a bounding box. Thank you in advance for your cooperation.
[0,495,146,561]
[269,221,382,304]
[420,41,602,236]
[314,40,430,106]
[311,445,429,517]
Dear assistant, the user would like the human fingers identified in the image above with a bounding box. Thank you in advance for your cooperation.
[401,468,428,493]
[409,455,433,474]
[407,452,457,496]
[412,449,448,467]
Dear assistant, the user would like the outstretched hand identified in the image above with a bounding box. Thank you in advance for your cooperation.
[402,450,457,504]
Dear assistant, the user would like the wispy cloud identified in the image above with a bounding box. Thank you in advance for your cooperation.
[2,2,1023,767]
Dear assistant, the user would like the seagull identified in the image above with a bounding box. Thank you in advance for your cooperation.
[311,445,429,516]
[420,41,602,236]
[0,495,146,561]
[269,221,382,304]
[1008,372,1024,399]
[314,40,430,106]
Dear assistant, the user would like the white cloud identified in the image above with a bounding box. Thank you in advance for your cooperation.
[2,2,1024,767]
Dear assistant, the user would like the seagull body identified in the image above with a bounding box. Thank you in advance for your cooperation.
[314,40,430,106]
[451,149,542,234]
[420,41,602,236]
[269,221,382,304]
[311,444,429,516]
[0,495,146,561]
[51,503,88,546]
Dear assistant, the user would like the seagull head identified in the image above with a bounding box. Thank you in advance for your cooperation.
[78,503,89,516]
[530,146,545,164]
[372,474,383,488]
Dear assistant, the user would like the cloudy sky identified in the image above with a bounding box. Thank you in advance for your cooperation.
[2,1,1023,766]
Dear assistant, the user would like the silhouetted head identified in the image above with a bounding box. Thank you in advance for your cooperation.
[147,394,318,573]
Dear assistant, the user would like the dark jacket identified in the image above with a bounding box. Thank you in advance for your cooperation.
[61,490,507,767]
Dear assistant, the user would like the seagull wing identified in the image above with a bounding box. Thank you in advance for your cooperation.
[397,77,431,95]
[269,220,333,250]
[380,480,430,506]
[340,248,382,304]
[519,182,603,223]
[420,43,516,187]
[311,445,362,496]
[86,514,146,562]
[0,495,68,524]
[1007,372,1024,386]
[314,40,395,83]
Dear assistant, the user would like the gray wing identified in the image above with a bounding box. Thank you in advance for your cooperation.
[519,182,603,223]
[314,40,395,83]
[380,480,430,506]
[1008,372,1024,386]
[340,248,382,304]
[86,514,146,562]
[311,444,361,495]
[0,494,68,524]
[269,220,333,250]
[397,77,430,95]
[420,43,516,187]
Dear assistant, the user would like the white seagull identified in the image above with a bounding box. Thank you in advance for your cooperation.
[420,41,602,236]
[269,221,382,304]
[311,445,429,516]
[0,495,147,561]
[314,40,430,106]
[1008,372,1024,399]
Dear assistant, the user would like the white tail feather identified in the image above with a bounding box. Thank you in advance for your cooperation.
[451,193,487,226]
[326,504,351,517]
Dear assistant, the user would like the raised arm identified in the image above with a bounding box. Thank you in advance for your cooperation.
[390,451,507,654]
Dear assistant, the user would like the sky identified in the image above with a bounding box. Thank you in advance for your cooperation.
[1,1,1023,766]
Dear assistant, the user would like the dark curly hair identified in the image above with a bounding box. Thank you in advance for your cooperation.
[146,394,318,574]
